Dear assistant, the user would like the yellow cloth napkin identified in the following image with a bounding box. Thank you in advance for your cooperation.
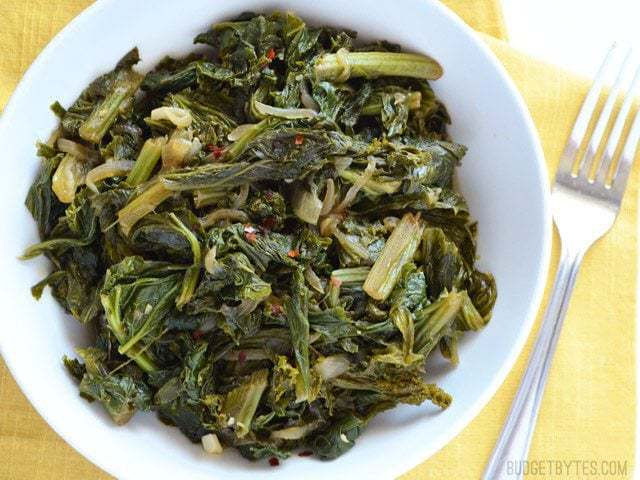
[0,1,636,479]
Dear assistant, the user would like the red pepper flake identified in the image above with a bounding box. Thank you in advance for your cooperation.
[244,225,257,243]
[266,48,276,61]
[261,216,276,230]
[270,303,284,316]
[330,277,342,288]
[237,350,247,364]
[206,144,224,159]
[192,330,204,341]
[298,450,313,457]
[268,457,280,467]
[287,249,300,258]
[212,147,224,159]
[294,134,304,145]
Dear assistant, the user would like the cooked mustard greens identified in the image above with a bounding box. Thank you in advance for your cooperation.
[23,11,496,462]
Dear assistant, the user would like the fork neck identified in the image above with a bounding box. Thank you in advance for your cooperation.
[558,240,586,266]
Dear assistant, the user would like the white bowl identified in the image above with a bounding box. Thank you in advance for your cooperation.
[0,0,551,478]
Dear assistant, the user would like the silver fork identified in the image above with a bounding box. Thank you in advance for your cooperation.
[483,44,640,480]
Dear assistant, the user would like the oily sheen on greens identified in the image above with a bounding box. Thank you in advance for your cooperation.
[23,11,496,462]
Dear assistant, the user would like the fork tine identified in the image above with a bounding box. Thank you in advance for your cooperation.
[578,47,633,177]
[596,64,640,185]
[611,105,640,195]
[557,43,622,177]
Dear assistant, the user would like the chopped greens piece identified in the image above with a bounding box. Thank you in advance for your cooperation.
[127,137,167,186]
[314,50,443,82]
[363,212,424,301]
[22,11,496,463]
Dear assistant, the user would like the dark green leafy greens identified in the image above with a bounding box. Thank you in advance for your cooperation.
[23,11,496,463]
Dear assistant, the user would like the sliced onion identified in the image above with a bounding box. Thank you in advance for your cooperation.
[200,208,249,228]
[383,216,400,231]
[319,215,340,237]
[86,160,135,193]
[315,354,350,380]
[333,156,353,173]
[320,178,336,216]
[335,156,376,212]
[201,433,223,454]
[232,184,249,209]
[188,137,202,158]
[270,421,320,440]
[292,186,323,225]
[253,100,318,120]
[299,82,319,111]
[204,246,218,274]
[52,154,88,203]
[227,123,257,141]
[150,106,192,128]
[162,138,192,169]
[46,128,61,148]
[57,138,100,163]
[162,129,200,169]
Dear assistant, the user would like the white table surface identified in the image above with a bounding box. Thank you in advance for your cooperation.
[500,1,640,476]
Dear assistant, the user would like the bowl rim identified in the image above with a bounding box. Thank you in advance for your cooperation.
[0,0,552,477]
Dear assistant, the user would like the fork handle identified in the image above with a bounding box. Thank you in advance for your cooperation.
[483,245,584,480]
